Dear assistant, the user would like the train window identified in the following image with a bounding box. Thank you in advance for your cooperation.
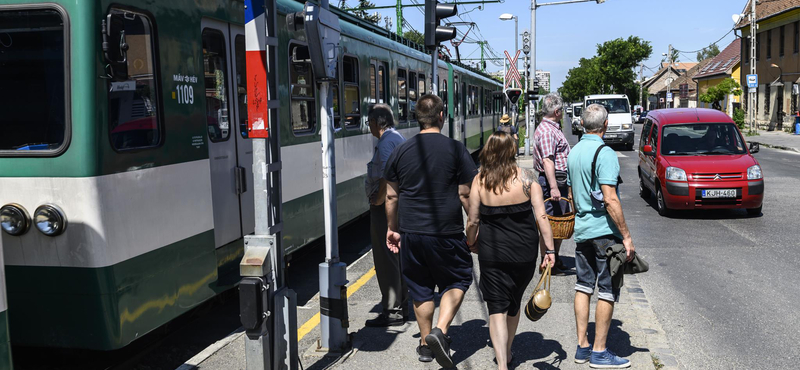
[0,7,68,154]
[289,43,315,134]
[343,55,360,128]
[409,72,418,120]
[370,64,377,104]
[398,69,407,121]
[107,9,162,151]
[203,29,231,142]
[419,74,426,96]
[235,36,248,138]
[378,64,386,104]
[441,81,448,115]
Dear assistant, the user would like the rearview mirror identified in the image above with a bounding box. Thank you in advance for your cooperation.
[642,144,655,156]
[102,13,129,81]
[749,142,760,154]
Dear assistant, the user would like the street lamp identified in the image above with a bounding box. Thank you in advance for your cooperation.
[770,63,784,86]
[499,13,519,79]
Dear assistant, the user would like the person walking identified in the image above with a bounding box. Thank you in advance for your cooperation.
[567,104,637,368]
[533,93,571,273]
[384,94,477,368]
[497,114,519,154]
[364,104,407,327]
[465,131,555,370]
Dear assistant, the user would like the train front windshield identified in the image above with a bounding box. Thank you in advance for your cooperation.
[0,8,67,153]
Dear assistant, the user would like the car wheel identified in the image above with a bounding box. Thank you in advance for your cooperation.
[656,187,671,217]
[639,175,651,199]
[746,205,762,216]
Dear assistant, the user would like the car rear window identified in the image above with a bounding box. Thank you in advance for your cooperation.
[662,123,746,156]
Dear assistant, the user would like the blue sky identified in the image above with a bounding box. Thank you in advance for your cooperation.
[355,0,747,90]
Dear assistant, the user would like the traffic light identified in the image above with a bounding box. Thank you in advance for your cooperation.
[425,0,458,49]
[506,88,522,105]
[526,90,538,103]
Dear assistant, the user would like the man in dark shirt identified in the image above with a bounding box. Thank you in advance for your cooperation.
[385,94,477,368]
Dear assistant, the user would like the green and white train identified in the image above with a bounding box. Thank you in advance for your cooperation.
[0,0,503,353]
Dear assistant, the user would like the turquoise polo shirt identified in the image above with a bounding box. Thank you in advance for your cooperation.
[566,134,622,243]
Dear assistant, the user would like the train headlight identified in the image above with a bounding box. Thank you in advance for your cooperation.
[1,204,31,236]
[34,204,67,236]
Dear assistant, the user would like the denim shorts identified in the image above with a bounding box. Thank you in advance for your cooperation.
[575,235,621,302]
[538,175,570,216]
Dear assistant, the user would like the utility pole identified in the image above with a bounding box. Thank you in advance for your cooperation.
[529,0,536,158]
[750,0,757,132]
[396,0,403,35]
[522,30,531,156]
[478,41,487,72]
[667,44,673,109]
[639,63,644,109]
[241,0,298,369]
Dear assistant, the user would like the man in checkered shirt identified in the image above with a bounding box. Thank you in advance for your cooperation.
[533,93,572,272]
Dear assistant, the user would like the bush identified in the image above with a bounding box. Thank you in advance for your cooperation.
[732,108,745,130]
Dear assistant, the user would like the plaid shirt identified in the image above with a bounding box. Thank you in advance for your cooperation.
[534,118,570,173]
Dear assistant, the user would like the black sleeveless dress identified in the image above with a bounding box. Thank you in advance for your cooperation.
[478,201,538,316]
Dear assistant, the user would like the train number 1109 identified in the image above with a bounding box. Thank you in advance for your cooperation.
[176,85,194,105]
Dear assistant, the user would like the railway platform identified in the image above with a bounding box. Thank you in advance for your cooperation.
[178,159,675,370]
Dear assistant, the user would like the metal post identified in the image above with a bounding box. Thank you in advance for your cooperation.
[396,0,403,36]
[750,0,757,132]
[514,16,519,78]
[242,0,297,369]
[667,44,673,109]
[524,53,531,156]
[432,48,439,95]
[528,0,536,160]
[316,0,349,354]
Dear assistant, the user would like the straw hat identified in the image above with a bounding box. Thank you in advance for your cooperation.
[499,114,511,124]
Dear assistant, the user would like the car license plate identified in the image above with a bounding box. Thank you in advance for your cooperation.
[702,189,736,198]
[604,133,616,138]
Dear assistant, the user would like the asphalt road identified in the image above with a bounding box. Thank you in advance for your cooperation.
[562,120,799,370]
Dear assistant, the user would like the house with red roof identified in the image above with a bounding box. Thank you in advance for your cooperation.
[693,38,742,117]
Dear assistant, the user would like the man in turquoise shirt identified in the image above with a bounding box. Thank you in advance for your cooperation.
[566,104,637,369]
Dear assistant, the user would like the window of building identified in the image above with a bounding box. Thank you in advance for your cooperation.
[757,33,761,61]
[780,25,785,57]
[107,9,161,151]
[767,29,772,59]
[398,69,407,121]
[289,43,315,134]
[203,29,231,142]
[794,22,798,54]
[744,37,750,63]
[0,7,69,154]
[342,55,360,128]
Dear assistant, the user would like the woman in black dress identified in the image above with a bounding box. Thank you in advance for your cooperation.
[466,131,555,370]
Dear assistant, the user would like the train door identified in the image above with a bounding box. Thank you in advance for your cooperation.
[201,20,254,248]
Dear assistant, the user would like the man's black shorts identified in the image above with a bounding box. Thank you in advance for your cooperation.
[400,232,473,302]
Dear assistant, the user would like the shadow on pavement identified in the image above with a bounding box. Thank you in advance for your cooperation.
[639,194,762,220]
[587,319,648,358]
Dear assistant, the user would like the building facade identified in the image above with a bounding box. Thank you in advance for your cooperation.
[536,70,551,92]
[694,38,742,117]
[737,0,800,130]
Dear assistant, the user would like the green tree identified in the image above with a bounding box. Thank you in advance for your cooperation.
[559,36,652,105]
[350,0,381,24]
[696,43,721,62]
[699,78,742,110]
[403,30,424,44]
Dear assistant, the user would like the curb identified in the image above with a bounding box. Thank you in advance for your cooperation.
[625,274,681,370]
[751,140,800,153]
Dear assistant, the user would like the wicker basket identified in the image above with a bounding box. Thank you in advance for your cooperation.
[544,197,575,240]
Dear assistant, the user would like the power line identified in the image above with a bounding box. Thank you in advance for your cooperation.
[674,28,734,54]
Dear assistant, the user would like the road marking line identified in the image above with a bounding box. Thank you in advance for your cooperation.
[297,267,377,341]
[617,152,628,158]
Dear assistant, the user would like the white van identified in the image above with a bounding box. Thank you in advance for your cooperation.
[583,94,635,150]
[570,103,583,137]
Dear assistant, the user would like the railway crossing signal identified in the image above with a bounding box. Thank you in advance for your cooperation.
[504,50,521,89]
[424,0,458,49]
[506,88,522,105]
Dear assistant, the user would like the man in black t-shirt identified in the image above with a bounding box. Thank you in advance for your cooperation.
[384,94,478,368]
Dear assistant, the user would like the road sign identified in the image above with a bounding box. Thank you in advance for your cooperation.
[666,92,673,102]
[747,74,758,88]
[504,50,522,89]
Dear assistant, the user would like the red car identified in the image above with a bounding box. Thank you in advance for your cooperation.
[638,108,764,216]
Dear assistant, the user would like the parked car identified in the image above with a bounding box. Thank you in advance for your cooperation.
[636,110,649,124]
[571,102,584,137]
[638,108,764,216]
[585,94,635,150]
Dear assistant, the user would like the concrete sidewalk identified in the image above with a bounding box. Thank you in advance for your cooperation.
[749,130,800,153]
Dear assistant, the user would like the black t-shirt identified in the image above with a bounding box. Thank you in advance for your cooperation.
[384,133,478,235]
